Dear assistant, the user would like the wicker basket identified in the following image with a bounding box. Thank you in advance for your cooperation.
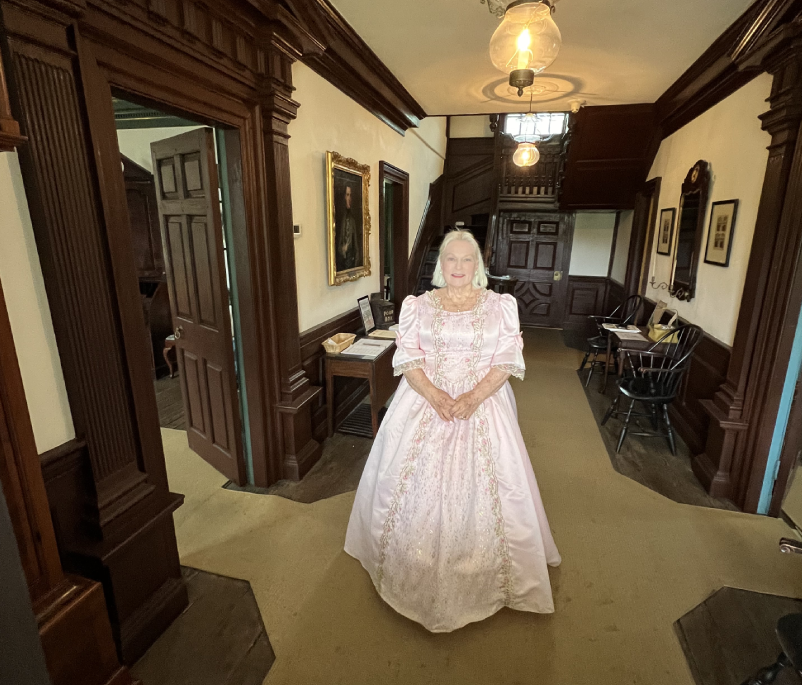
[322,333,356,354]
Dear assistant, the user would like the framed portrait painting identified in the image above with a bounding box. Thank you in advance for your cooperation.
[327,151,371,286]
[704,199,738,267]
[657,208,676,256]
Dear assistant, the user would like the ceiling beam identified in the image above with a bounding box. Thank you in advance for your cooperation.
[656,0,802,137]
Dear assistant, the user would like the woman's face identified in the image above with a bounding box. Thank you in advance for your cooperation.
[440,239,477,288]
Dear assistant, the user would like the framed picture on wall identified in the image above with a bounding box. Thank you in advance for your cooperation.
[704,199,738,267]
[327,151,372,286]
[657,208,676,256]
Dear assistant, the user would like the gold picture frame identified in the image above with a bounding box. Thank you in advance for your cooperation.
[327,151,371,286]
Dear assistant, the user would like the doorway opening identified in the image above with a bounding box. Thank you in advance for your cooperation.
[113,95,251,486]
[378,162,410,312]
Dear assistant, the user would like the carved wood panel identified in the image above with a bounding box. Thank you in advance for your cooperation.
[495,211,574,327]
[10,44,148,494]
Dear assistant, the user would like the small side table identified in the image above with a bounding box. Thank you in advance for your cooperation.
[326,340,399,438]
[163,335,177,378]
[602,327,668,392]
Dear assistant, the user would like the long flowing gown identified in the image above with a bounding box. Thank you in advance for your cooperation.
[344,288,561,632]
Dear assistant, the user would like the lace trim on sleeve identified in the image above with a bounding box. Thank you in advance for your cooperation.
[492,363,525,381]
[393,358,426,377]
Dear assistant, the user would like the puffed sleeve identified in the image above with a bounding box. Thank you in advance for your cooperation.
[392,295,427,376]
[491,294,525,380]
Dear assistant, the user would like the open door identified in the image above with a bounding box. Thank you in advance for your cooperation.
[151,128,246,485]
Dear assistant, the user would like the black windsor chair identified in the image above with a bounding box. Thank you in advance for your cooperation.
[601,324,704,454]
[579,294,643,388]
[741,537,802,684]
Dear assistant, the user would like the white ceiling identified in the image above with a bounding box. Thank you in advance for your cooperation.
[330,0,756,115]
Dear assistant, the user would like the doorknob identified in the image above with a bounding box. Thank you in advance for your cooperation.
[174,326,184,340]
[553,271,563,281]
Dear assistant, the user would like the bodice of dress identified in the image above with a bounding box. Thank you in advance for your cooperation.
[393,289,525,393]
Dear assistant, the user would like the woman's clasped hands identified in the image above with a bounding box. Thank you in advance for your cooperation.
[425,387,481,422]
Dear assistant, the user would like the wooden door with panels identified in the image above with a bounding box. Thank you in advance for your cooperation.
[151,128,246,485]
[495,212,573,327]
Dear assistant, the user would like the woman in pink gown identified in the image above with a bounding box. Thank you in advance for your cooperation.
[344,230,560,633]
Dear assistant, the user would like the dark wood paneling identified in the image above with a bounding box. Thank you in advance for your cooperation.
[560,104,659,210]
[655,0,795,138]
[562,276,608,339]
[0,268,134,685]
[0,47,25,150]
[443,137,495,227]
[605,279,626,318]
[299,309,369,442]
[693,22,802,512]
[671,333,732,456]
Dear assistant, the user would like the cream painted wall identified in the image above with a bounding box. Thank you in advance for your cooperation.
[569,211,618,277]
[610,210,633,285]
[290,62,447,332]
[646,73,772,345]
[116,126,203,172]
[0,153,74,452]
[449,115,493,138]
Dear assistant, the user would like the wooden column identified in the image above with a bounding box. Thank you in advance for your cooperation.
[0,47,24,150]
[0,274,136,685]
[257,36,322,482]
[1,0,186,662]
[697,24,802,512]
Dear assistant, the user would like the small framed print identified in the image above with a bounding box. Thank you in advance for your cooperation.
[510,220,532,234]
[704,199,738,267]
[537,221,558,235]
[657,208,676,256]
[357,295,375,333]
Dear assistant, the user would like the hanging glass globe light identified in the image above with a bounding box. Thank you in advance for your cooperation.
[513,142,540,167]
[489,0,562,96]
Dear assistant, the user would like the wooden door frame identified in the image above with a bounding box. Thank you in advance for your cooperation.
[83,26,319,489]
[0,277,135,684]
[378,161,410,312]
[1,0,325,661]
[623,177,661,298]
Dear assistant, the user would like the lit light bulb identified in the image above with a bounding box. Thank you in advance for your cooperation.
[513,142,540,167]
[516,28,532,69]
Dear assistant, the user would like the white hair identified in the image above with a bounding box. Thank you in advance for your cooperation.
[432,230,488,289]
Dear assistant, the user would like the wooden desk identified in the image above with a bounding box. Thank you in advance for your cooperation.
[326,340,399,438]
[602,326,655,392]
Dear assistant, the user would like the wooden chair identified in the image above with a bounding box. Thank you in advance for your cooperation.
[601,324,703,454]
[741,539,802,684]
[579,294,643,388]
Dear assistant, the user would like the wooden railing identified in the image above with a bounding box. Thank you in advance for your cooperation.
[499,141,564,202]
[407,175,444,295]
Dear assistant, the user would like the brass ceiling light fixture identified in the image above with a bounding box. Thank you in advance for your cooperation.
[487,0,562,97]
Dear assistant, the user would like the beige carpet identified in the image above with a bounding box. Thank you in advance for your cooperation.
[162,329,802,685]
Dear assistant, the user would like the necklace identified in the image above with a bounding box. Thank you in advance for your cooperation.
[442,289,477,312]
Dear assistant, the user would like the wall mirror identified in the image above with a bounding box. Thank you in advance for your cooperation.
[670,160,710,301]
